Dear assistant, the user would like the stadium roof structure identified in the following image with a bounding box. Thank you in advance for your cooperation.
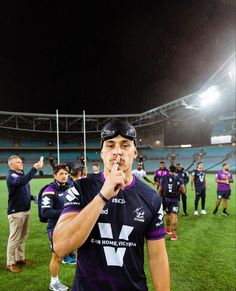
[0,52,235,136]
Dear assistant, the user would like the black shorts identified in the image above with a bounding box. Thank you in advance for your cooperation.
[164,197,180,214]
[217,190,231,200]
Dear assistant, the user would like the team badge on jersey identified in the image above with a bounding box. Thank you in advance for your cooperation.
[133,207,145,222]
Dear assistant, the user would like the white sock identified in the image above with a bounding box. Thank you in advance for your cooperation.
[51,276,59,284]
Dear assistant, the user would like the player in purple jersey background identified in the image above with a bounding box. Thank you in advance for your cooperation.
[154,161,169,188]
[213,163,234,216]
[53,120,170,291]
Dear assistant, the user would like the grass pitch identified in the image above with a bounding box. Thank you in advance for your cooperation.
[0,174,235,291]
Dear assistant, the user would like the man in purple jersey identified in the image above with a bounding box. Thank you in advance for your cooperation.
[213,163,234,216]
[53,120,170,291]
[154,161,169,188]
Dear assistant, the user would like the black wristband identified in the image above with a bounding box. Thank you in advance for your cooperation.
[98,192,109,203]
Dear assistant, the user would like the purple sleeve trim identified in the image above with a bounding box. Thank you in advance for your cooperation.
[145,228,165,240]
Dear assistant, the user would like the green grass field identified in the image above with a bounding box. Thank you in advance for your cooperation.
[0,174,235,291]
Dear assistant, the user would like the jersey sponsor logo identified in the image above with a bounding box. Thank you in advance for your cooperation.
[58,193,64,197]
[11,173,19,178]
[157,204,164,221]
[42,196,50,206]
[97,223,134,267]
[133,207,145,222]
[112,198,126,204]
[65,187,80,202]
[101,208,108,215]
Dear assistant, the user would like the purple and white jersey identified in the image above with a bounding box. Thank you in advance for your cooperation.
[216,170,233,191]
[154,168,169,183]
[61,173,165,291]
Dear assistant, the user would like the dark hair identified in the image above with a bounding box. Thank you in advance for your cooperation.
[53,164,69,175]
[71,167,81,177]
[160,161,165,164]
[169,165,176,172]
[197,162,203,167]
[222,163,228,167]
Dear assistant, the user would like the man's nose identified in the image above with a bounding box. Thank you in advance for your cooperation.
[113,146,122,156]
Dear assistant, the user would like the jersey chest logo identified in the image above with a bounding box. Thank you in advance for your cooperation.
[98,223,134,267]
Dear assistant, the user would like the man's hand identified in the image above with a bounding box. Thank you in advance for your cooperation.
[33,158,44,170]
[100,155,125,200]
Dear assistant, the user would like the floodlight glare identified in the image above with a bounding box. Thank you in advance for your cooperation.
[199,86,220,107]
[228,62,235,81]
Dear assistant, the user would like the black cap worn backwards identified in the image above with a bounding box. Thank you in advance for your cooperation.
[101,120,137,146]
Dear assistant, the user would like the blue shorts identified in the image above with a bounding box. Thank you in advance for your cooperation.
[164,197,180,214]
[217,190,231,200]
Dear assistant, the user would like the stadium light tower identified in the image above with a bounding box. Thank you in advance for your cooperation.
[198,86,220,107]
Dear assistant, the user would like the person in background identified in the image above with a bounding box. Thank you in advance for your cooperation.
[92,163,100,174]
[79,165,88,178]
[132,163,155,186]
[41,165,76,291]
[176,164,189,216]
[53,119,170,291]
[154,161,169,188]
[6,155,43,273]
[191,162,207,216]
[158,165,185,241]
[69,168,82,183]
[213,163,234,216]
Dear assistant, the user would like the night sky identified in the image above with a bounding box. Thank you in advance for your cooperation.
[0,0,235,115]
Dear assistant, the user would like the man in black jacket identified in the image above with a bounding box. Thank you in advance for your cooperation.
[6,155,43,273]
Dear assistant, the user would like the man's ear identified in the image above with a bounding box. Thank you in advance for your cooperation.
[100,150,104,161]
[133,149,137,159]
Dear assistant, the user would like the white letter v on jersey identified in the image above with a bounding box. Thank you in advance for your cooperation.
[98,223,134,267]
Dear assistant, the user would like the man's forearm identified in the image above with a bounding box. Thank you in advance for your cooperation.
[53,194,106,258]
[149,244,170,290]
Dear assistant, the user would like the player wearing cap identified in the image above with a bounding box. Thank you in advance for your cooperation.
[53,120,170,291]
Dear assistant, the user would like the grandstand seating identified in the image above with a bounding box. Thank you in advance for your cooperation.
[1,143,234,177]
[211,119,236,136]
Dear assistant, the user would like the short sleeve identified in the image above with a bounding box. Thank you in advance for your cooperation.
[61,184,82,215]
[145,197,165,241]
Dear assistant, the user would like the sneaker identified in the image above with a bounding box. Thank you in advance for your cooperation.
[170,233,178,241]
[62,256,76,265]
[222,211,229,216]
[182,212,188,216]
[213,208,218,214]
[194,211,199,216]
[49,280,69,291]
[165,226,173,235]
[200,210,207,215]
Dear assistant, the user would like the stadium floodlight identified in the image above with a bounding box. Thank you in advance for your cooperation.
[181,100,199,110]
[199,86,220,107]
